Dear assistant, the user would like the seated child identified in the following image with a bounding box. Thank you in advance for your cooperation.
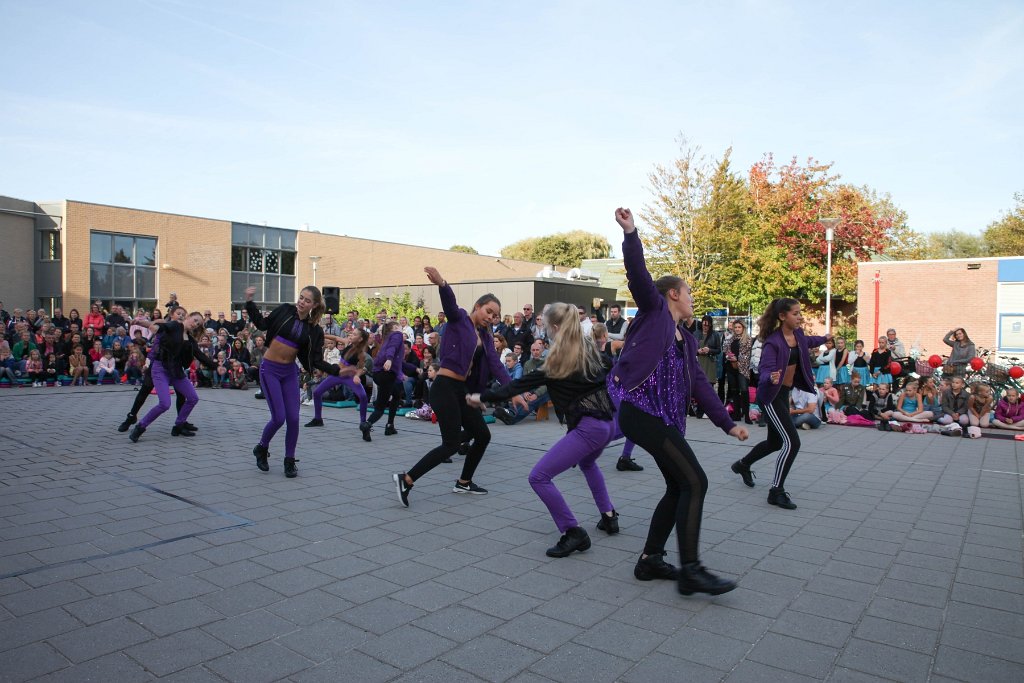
[25,349,45,387]
[867,383,896,421]
[229,359,248,390]
[938,376,970,427]
[993,386,1024,431]
[790,387,822,430]
[891,381,930,423]
[839,372,868,417]
[68,345,89,386]
[96,348,121,385]
[967,382,994,428]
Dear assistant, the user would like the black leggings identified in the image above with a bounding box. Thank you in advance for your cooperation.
[740,386,800,489]
[128,367,186,418]
[618,401,708,563]
[367,370,401,426]
[408,376,491,483]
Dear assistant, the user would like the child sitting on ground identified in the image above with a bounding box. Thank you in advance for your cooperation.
[939,376,970,427]
[891,381,930,423]
[867,383,896,422]
[229,359,248,390]
[967,382,994,428]
[68,345,89,386]
[993,386,1024,431]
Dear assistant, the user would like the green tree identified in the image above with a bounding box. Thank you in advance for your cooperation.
[983,191,1024,256]
[640,140,748,309]
[500,230,611,268]
[449,244,478,254]
[330,290,427,325]
[918,230,988,259]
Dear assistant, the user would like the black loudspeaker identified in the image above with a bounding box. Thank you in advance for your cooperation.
[322,286,340,315]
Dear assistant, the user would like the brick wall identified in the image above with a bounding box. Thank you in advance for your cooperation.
[856,260,998,356]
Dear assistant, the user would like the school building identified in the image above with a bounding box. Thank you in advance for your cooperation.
[0,195,589,318]
[856,256,1024,356]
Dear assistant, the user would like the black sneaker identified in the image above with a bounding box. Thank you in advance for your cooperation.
[128,425,145,443]
[453,480,488,495]
[384,424,397,436]
[634,552,680,581]
[253,444,270,472]
[182,422,198,432]
[254,391,264,400]
[596,510,619,535]
[767,486,797,509]
[117,414,137,433]
[284,458,298,478]
[457,440,471,456]
[305,418,324,427]
[359,421,372,442]
[545,527,591,558]
[677,561,737,596]
[876,420,890,432]
[731,460,755,487]
[393,472,413,507]
[171,424,195,437]
[492,407,515,426]
[616,457,643,472]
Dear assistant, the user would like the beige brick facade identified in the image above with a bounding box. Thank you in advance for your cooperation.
[856,259,998,356]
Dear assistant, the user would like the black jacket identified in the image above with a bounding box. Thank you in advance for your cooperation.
[245,301,338,376]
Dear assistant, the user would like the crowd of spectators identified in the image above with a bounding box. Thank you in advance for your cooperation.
[4,296,1020,438]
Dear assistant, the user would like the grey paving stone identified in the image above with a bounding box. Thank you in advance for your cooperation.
[132,598,224,636]
[390,659,487,682]
[747,631,839,678]
[206,642,314,683]
[290,650,401,683]
[197,582,283,617]
[463,587,544,620]
[768,609,854,648]
[48,616,153,663]
[835,638,934,681]
[337,596,426,634]
[724,660,821,683]
[853,615,938,654]
[572,617,668,661]
[933,644,1024,682]
[619,651,723,683]
[200,608,297,649]
[414,604,504,643]
[439,634,543,682]
[491,611,584,654]
[357,623,456,668]
[33,652,155,683]
[530,642,634,683]
[124,628,232,676]
[0,641,69,681]
[940,621,1024,665]
[657,626,751,671]
[0,581,91,616]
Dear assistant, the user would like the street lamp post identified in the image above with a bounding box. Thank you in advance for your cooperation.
[309,256,322,287]
[820,218,840,335]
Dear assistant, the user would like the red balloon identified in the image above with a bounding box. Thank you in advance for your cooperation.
[928,354,943,368]
[1010,366,1023,380]
[889,361,902,376]
[969,357,984,371]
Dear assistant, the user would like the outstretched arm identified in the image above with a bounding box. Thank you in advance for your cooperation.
[616,208,661,312]
[244,287,269,331]
[425,267,463,322]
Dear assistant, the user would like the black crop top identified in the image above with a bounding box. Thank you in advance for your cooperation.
[788,345,799,366]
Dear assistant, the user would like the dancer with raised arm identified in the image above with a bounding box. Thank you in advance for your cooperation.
[246,285,357,478]
[608,208,748,596]
[118,307,217,434]
[360,321,405,440]
[128,308,203,443]
[468,302,618,558]
[307,328,370,428]
[730,299,830,509]
[392,267,513,506]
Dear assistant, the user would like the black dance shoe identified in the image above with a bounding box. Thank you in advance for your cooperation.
[117,414,137,433]
[128,425,145,443]
[767,486,797,509]
[253,444,270,472]
[731,460,755,487]
[171,424,195,437]
[545,527,591,558]
[393,472,413,507]
[254,391,264,399]
[616,457,644,472]
[182,422,198,432]
[283,458,298,478]
[677,562,737,596]
[633,552,680,581]
[596,510,619,535]
[305,418,324,427]
[384,424,397,436]
[359,421,372,442]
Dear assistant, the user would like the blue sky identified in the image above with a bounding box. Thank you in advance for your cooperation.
[2,0,1022,257]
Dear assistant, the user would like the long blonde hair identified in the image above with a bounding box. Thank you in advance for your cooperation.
[542,302,605,380]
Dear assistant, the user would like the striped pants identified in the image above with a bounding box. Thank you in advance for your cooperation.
[740,386,800,489]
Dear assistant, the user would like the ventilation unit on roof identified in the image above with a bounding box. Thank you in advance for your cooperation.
[967,263,981,270]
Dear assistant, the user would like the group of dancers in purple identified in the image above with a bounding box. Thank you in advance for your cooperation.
[120,208,828,598]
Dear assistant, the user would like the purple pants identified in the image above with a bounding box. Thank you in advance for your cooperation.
[139,361,198,428]
[529,416,615,532]
[312,374,368,422]
[259,358,300,458]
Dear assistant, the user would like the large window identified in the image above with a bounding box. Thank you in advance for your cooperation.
[40,231,61,261]
[90,231,157,313]
[230,224,296,308]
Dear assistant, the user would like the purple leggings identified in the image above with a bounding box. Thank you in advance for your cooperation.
[258,358,300,458]
[312,374,368,422]
[529,416,615,532]
[139,361,198,428]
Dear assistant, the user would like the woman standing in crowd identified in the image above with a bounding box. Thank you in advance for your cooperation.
[725,319,753,425]
[849,339,870,386]
[246,285,356,477]
[942,328,976,376]
[360,321,406,440]
[814,338,836,386]
[609,208,747,597]
[731,298,830,510]
[308,328,370,429]
[128,308,203,443]
[869,336,893,386]
[695,315,721,400]
[833,337,850,387]
[469,302,619,558]
[392,267,513,506]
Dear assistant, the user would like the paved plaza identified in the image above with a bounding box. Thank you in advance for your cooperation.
[1,385,1022,682]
